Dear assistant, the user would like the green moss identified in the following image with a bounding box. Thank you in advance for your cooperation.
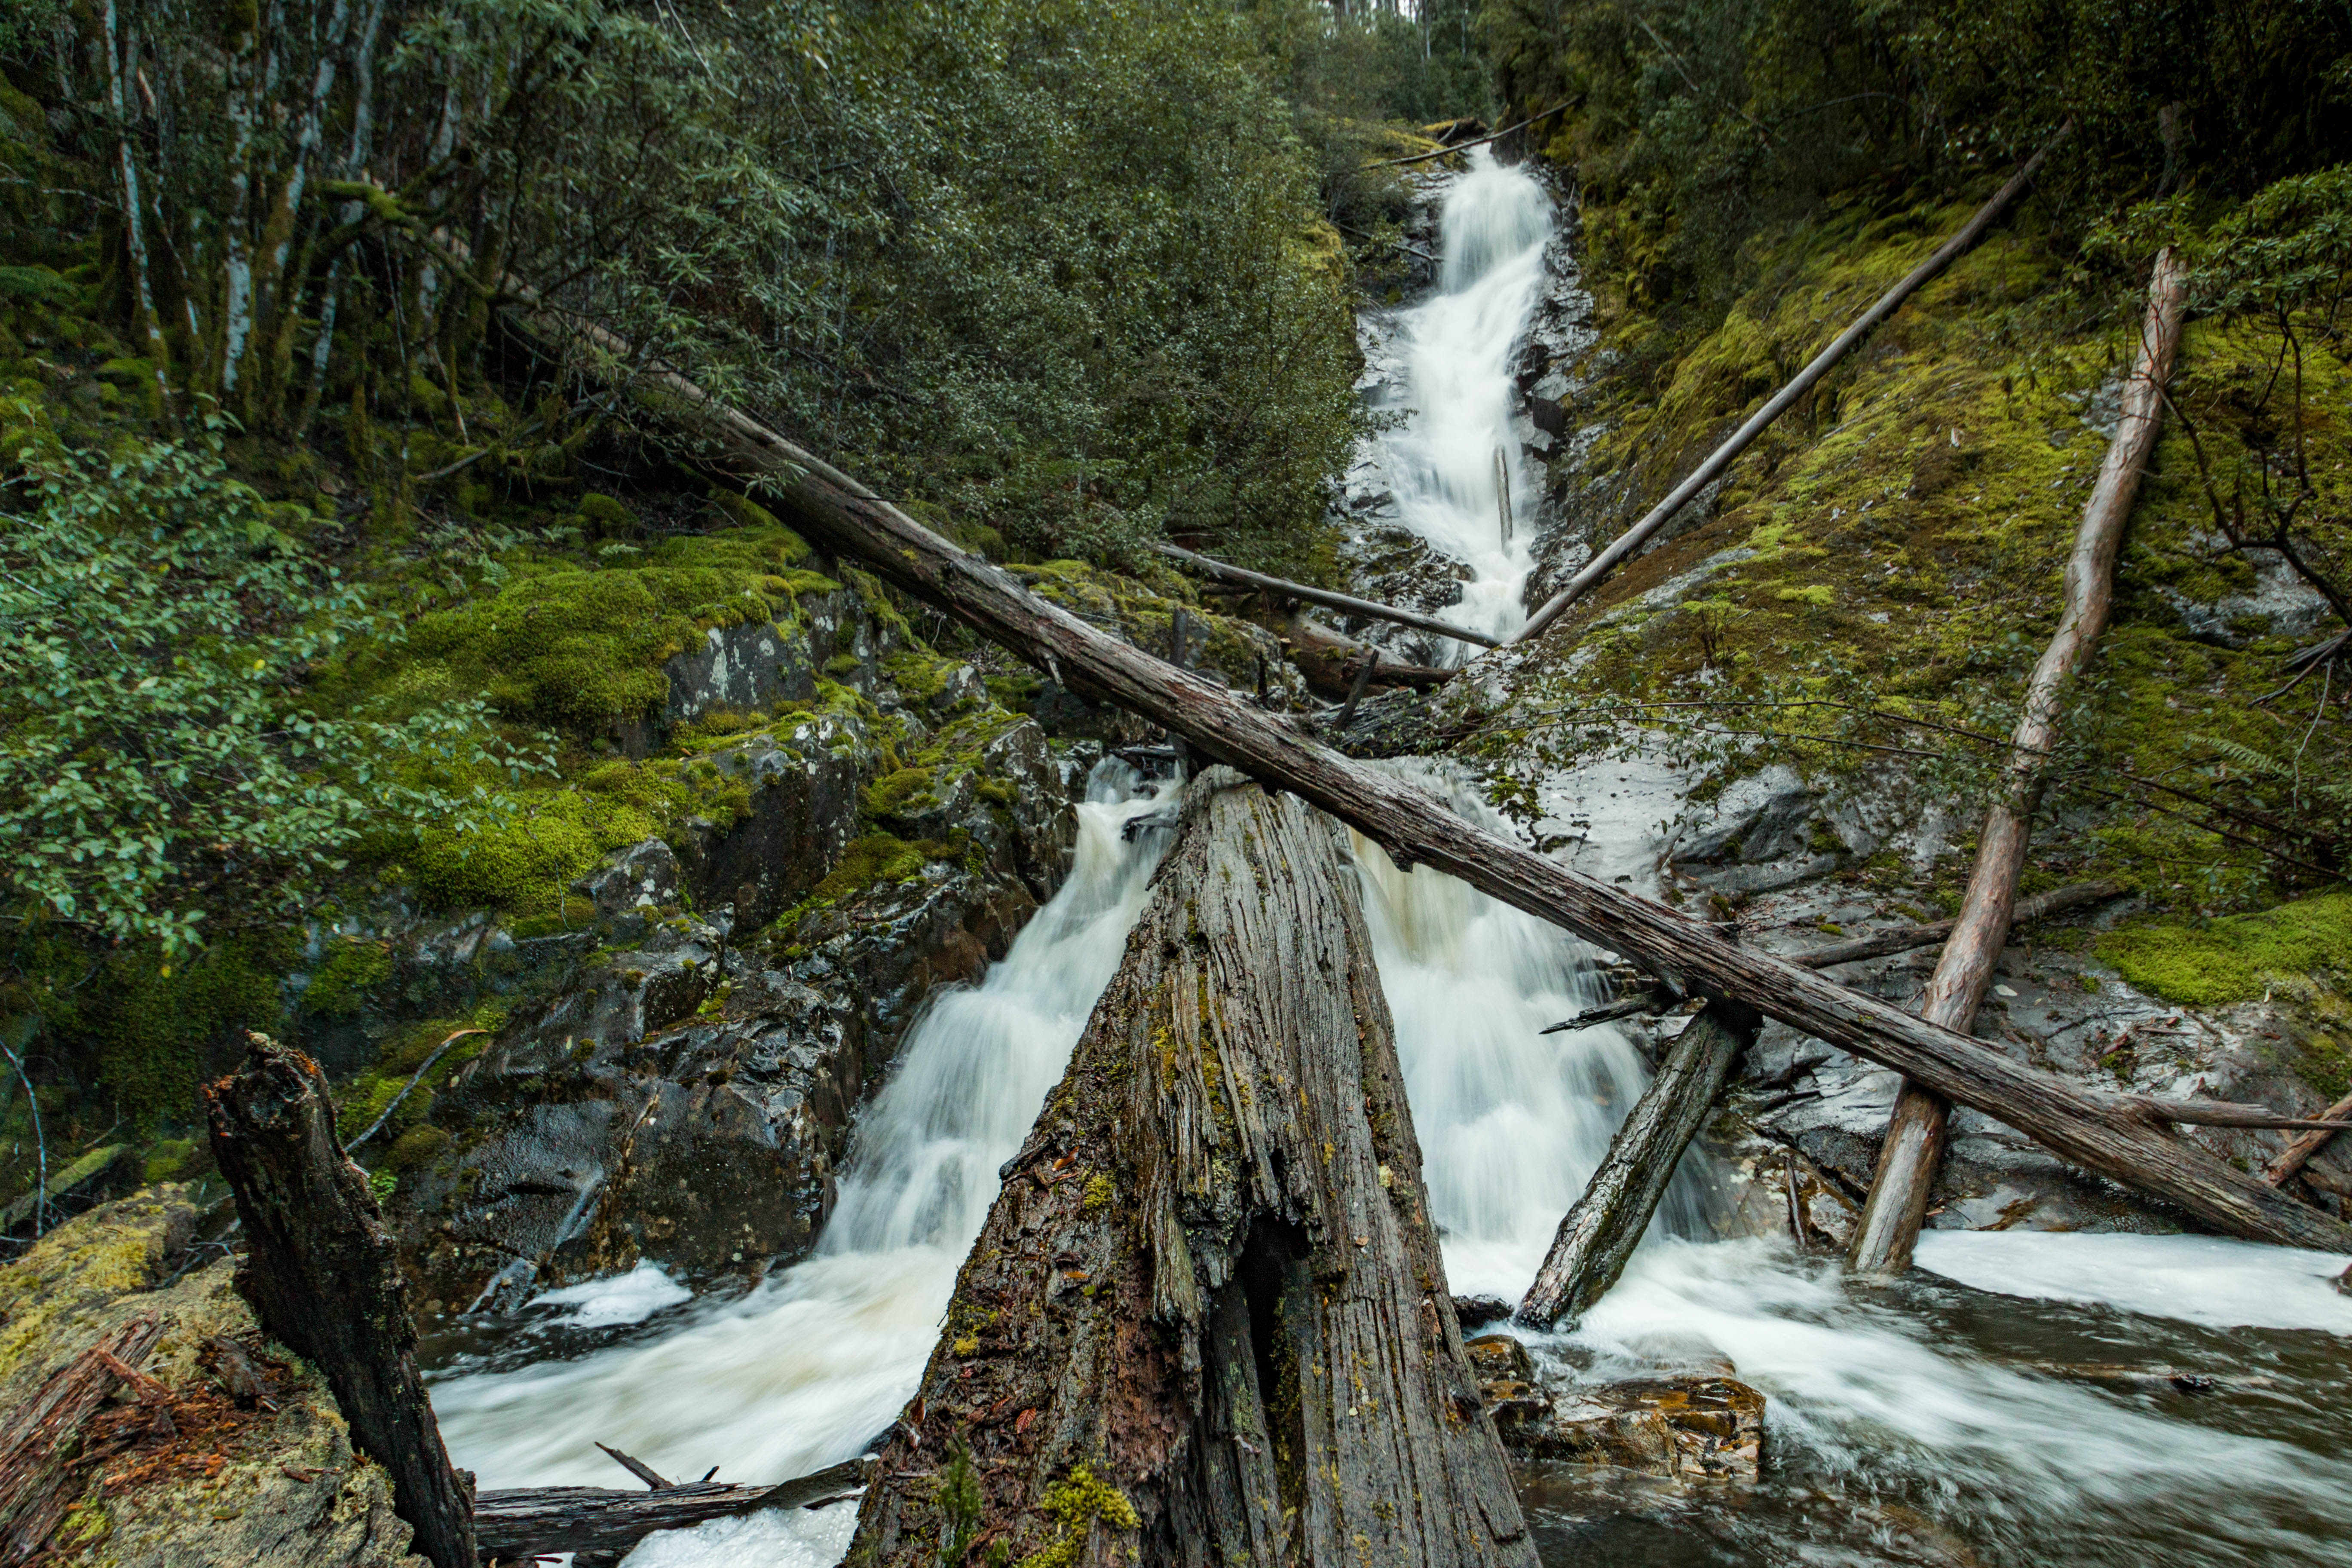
[865,766,940,820]
[577,492,637,538]
[0,1188,188,1389]
[1081,1173,1114,1212]
[2098,894,2352,1007]
[92,940,282,1130]
[1017,1465,1139,1568]
[301,938,393,1017]
[141,1139,196,1185]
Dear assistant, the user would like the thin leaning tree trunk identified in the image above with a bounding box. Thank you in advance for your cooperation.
[1513,127,2069,644]
[479,260,2352,1258]
[848,772,1534,1568]
[1516,1000,1763,1329]
[1847,248,2190,1276]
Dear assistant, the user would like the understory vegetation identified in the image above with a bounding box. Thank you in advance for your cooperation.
[1468,0,2352,974]
[0,0,1481,1206]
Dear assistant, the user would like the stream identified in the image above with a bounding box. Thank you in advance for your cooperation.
[425,151,2352,1568]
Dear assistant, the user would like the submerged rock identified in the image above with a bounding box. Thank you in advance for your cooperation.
[1467,1333,1766,1484]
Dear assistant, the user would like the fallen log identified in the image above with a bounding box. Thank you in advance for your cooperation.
[1516,1001,1764,1329]
[1540,878,2128,1032]
[205,1035,477,1568]
[0,1314,165,1562]
[1360,104,1567,169]
[1848,247,2188,1277]
[1279,613,1456,696]
[1155,541,1500,649]
[2266,1089,2352,1187]
[475,1458,870,1564]
[1793,879,2128,968]
[1514,126,2070,643]
[490,264,2352,1257]
[848,772,1534,1568]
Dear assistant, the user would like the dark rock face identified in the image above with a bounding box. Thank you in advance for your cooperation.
[1465,1332,1765,1484]
[389,702,1077,1315]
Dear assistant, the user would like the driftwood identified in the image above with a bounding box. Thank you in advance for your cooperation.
[1516,1001,1763,1329]
[0,1314,165,1562]
[1848,248,2189,1277]
[1155,541,1499,649]
[474,1458,870,1564]
[1514,126,2070,643]
[490,265,2352,1258]
[205,1036,477,1568]
[2266,1088,2352,1187]
[848,773,1534,1568]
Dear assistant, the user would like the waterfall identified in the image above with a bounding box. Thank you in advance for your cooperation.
[428,161,2352,1566]
[429,763,1178,1530]
[1373,148,1555,644]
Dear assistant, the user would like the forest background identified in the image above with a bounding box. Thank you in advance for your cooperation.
[2,0,2349,1226]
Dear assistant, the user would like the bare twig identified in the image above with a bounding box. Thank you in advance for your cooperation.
[343,1028,487,1154]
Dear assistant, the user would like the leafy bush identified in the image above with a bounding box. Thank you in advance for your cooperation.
[0,413,548,954]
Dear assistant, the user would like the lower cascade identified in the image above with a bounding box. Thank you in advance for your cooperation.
[431,762,2352,1566]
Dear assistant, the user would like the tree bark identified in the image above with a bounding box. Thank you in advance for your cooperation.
[204,1036,476,1568]
[1514,126,2070,643]
[474,1458,869,1563]
[1848,247,2189,1277]
[848,772,1534,1568]
[1154,542,1499,649]
[484,260,2352,1259]
[1516,1001,1763,1329]
[0,1314,164,1562]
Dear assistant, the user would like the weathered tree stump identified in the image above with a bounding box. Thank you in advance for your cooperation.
[1516,1000,1763,1329]
[848,771,1534,1568]
[205,1036,476,1568]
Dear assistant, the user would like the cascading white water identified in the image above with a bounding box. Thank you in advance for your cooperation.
[429,765,1179,1563]
[1372,148,1555,644]
[1347,762,2352,1568]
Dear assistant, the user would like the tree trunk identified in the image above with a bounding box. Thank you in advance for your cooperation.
[2264,1087,2352,1188]
[1513,126,2070,643]
[1516,1001,1762,1329]
[848,772,1535,1568]
[1847,247,2190,1277]
[204,1036,476,1568]
[483,258,2352,1259]
[1154,542,1499,649]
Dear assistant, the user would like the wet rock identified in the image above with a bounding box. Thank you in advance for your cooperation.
[0,1192,428,1568]
[1489,1374,1766,1482]
[1453,1294,1514,1329]
[675,710,873,930]
[574,838,683,920]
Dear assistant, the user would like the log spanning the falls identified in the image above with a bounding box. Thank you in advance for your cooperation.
[847,772,1535,1568]
[204,1036,477,1568]
[1847,246,2190,1278]
[1516,1001,1764,1329]
[1153,540,1501,650]
[1512,124,2071,643]
[489,266,2352,1257]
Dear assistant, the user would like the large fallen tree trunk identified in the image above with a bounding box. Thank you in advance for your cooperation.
[1847,247,2189,1277]
[205,1036,477,1568]
[848,772,1534,1568]
[1513,126,2070,643]
[1516,1001,1763,1329]
[475,1458,870,1564]
[487,275,2352,1258]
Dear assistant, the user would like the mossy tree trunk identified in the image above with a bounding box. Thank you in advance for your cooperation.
[847,771,1534,1568]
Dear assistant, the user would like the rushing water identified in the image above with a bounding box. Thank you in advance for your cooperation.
[428,163,2352,1567]
[1369,147,1555,645]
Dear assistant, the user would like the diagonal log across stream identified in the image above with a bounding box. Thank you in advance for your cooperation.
[491,288,2352,1258]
